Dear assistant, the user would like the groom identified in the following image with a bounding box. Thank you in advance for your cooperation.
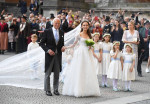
[40,18,65,96]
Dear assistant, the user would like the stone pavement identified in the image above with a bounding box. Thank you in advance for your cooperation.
[0,52,150,104]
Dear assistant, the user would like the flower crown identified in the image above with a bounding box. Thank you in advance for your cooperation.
[92,32,100,37]
[113,41,120,46]
[103,33,111,38]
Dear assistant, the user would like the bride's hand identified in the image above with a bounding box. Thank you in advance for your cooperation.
[98,58,102,63]
[61,46,66,52]
[88,46,91,50]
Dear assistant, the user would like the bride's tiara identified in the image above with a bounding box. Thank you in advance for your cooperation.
[81,19,89,24]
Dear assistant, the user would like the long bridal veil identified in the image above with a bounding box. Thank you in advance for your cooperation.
[0,24,81,89]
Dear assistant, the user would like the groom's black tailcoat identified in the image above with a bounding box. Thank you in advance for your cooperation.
[40,28,64,73]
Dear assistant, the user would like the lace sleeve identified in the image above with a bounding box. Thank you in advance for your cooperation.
[66,35,80,48]
[122,30,127,41]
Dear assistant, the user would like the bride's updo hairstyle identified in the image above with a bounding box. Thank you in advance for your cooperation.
[81,19,92,39]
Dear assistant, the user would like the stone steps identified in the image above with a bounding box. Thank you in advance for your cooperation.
[2,3,30,17]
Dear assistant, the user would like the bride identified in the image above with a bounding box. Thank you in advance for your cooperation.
[62,20,101,97]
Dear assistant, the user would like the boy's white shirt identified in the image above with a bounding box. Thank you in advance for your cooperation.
[27,42,39,51]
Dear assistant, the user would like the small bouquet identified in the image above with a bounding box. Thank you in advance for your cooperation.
[85,39,95,48]
[133,38,137,42]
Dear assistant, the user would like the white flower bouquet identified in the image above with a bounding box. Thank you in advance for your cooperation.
[85,39,95,47]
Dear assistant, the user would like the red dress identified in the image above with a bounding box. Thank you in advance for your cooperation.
[0,22,8,50]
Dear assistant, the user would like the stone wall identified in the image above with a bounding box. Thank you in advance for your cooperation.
[42,0,89,17]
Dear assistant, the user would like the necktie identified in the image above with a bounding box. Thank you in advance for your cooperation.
[55,29,59,43]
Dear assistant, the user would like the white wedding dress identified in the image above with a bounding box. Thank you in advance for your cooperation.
[62,35,101,97]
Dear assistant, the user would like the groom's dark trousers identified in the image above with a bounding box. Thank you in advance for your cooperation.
[44,54,60,91]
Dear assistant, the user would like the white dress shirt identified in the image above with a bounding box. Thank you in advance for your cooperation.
[27,42,39,51]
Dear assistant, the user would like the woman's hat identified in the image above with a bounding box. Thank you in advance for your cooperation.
[105,16,110,22]
[92,32,100,37]
[50,13,55,19]
[21,15,27,20]
[113,41,120,46]
[103,33,111,38]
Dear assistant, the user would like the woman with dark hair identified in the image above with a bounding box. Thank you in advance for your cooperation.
[28,18,39,44]
[111,20,124,50]
[8,18,19,52]
[62,20,101,97]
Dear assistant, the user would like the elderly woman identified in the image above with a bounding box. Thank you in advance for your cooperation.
[122,21,140,73]
[0,16,8,54]
[92,22,103,41]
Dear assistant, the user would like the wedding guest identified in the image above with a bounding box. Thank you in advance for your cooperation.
[0,16,8,54]
[103,16,112,34]
[39,16,46,31]
[9,18,19,52]
[111,20,124,50]
[16,15,30,53]
[122,21,140,73]
[92,22,103,41]
[60,13,68,32]
[139,21,150,61]
[18,0,27,14]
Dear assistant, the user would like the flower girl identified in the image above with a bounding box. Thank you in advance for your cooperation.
[92,32,102,75]
[101,33,113,87]
[122,44,135,92]
[107,41,123,91]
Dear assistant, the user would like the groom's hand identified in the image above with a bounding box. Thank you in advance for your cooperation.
[48,49,55,56]
[61,46,66,52]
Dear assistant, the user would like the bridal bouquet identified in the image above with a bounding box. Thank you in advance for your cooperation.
[85,39,95,47]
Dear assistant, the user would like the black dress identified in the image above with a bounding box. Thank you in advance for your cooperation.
[111,28,124,50]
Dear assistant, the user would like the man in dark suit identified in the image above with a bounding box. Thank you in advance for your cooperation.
[139,21,150,61]
[103,16,112,34]
[46,14,55,29]
[60,13,68,33]
[40,18,65,96]
[16,15,30,53]
[137,34,145,77]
